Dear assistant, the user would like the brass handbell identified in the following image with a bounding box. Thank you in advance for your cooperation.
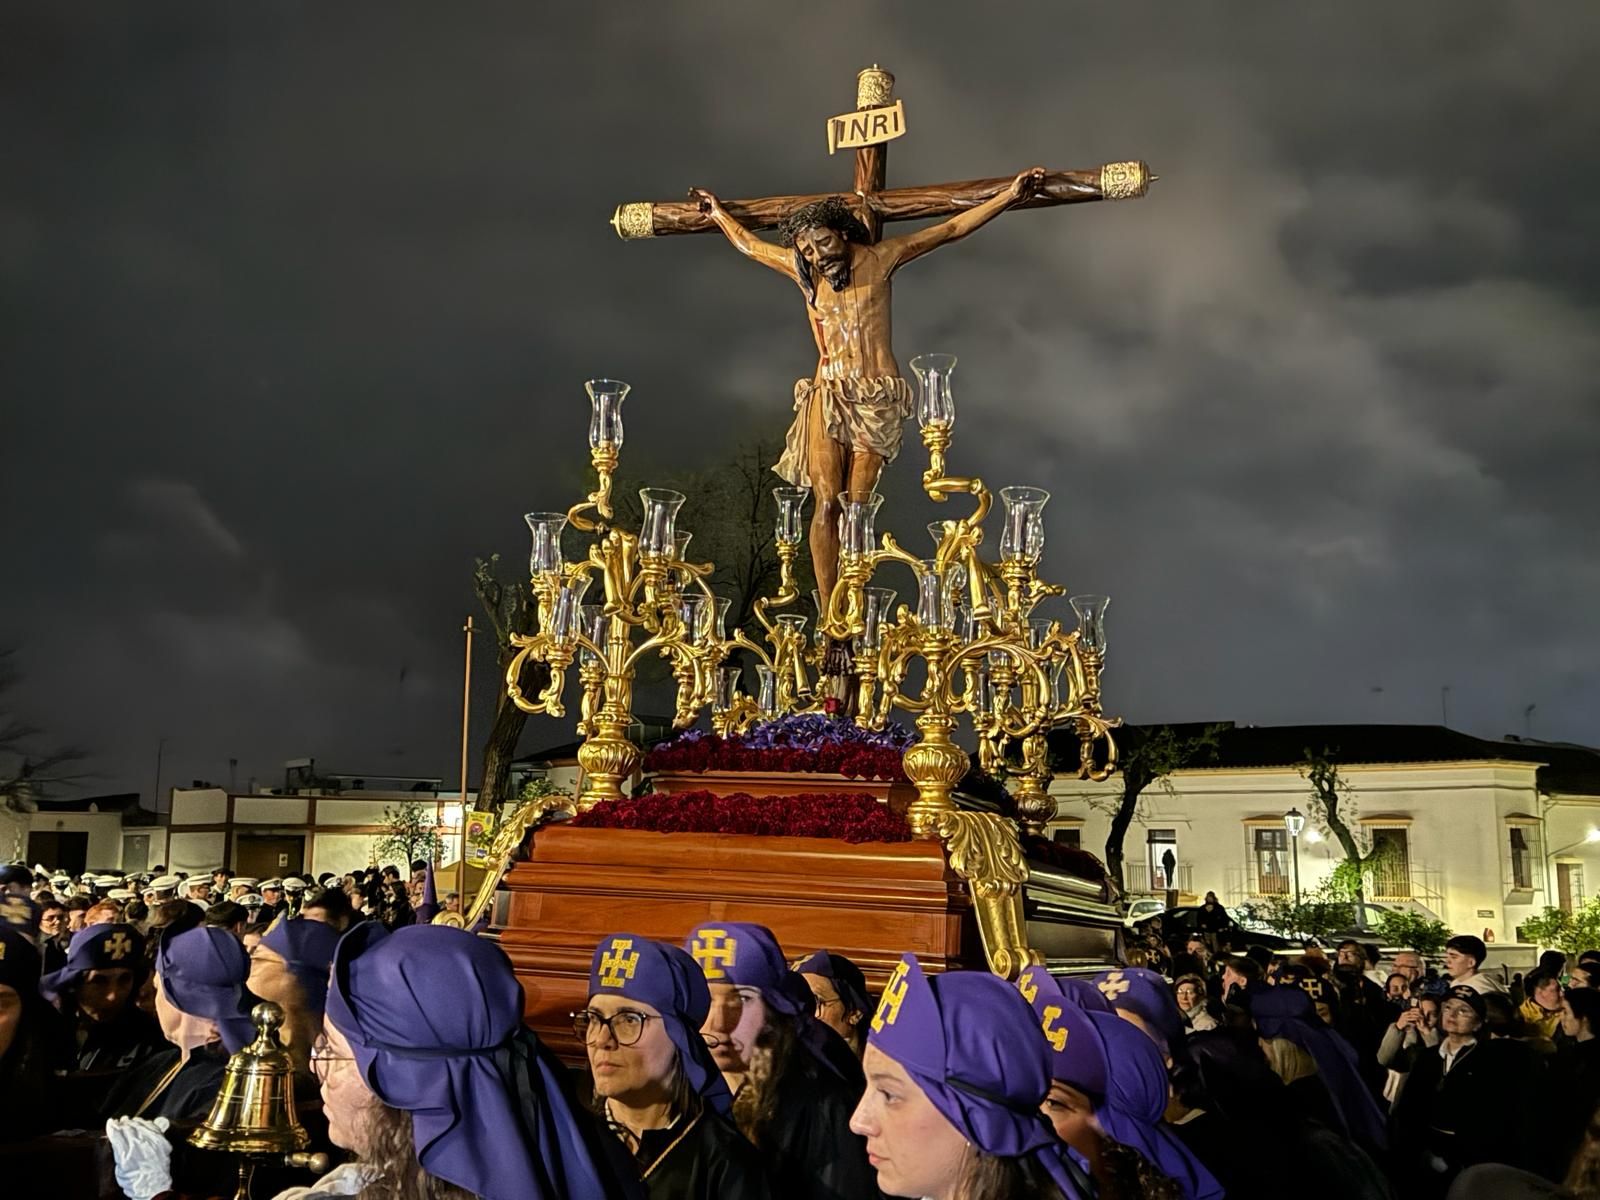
[190,1001,311,1156]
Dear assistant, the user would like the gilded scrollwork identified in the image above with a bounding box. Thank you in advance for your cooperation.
[462,790,579,929]
[931,809,1040,980]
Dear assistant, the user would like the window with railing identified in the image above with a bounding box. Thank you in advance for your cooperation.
[1559,862,1587,913]
[1253,827,1289,896]
[1506,823,1543,893]
[1369,827,1412,899]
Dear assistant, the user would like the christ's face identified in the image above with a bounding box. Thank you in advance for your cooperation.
[795,226,851,291]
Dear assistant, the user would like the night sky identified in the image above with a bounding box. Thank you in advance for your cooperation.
[4,3,1597,802]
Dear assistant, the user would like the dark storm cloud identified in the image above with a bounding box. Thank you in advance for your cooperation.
[2,1,1597,799]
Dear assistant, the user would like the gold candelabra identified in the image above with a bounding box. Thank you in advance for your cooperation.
[504,360,1121,977]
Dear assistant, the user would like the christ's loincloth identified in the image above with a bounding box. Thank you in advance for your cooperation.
[772,375,915,488]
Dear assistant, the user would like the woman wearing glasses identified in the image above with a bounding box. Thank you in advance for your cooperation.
[793,949,870,1058]
[579,933,771,1197]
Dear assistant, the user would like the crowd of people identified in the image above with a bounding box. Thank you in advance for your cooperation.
[4,860,1600,1199]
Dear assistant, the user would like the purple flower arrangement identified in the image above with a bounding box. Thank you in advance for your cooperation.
[645,714,915,781]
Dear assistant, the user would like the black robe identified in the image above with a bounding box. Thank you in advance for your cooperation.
[101,1043,231,1123]
[72,1003,167,1073]
[635,1110,772,1200]
[760,1047,877,1200]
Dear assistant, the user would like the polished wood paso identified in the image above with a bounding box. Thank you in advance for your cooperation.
[498,824,970,1063]
[646,768,914,809]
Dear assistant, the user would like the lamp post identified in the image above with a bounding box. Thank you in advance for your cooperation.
[1284,807,1306,910]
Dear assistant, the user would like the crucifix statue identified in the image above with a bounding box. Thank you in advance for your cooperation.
[612,64,1151,641]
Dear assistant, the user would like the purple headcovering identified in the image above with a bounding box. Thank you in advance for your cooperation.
[260,916,341,1015]
[40,923,145,998]
[156,925,256,1053]
[588,933,732,1116]
[415,861,440,924]
[1020,967,1222,1199]
[1017,966,1109,1098]
[1250,983,1387,1149]
[1057,975,1115,1014]
[685,921,852,1081]
[1086,1010,1226,1199]
[0,925,41,994]
[1091,967,1184,1049]
[328,922,622,1200]
[793,949,871,1016]
[868,955,1089,1199]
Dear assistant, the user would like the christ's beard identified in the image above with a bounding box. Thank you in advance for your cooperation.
[820,258,850,290]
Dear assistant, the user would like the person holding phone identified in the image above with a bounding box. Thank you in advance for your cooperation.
[1377,993,1442,1107]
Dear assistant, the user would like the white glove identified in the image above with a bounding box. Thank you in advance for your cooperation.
[106,1116,173,1200]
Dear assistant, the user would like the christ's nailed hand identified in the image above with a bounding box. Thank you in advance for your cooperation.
[689,187,721,214]
[1010,167,1047,201]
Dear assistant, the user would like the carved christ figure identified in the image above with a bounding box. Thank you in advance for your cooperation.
[689,167,1046,609]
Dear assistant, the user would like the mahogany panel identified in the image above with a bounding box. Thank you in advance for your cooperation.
[498,825,968,1064]
[646,770,915,812]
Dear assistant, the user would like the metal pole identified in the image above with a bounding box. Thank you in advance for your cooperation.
[456,616,474,911]
[1291,832,1301,910]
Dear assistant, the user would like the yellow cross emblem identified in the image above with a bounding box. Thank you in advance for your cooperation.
[1040,1004,1068,1053]
[872,960,911,1032]
[1097,970,1130,1000]
[104,932,133,961]
[598,938,640,989]
[1299,978,1322,998]
[690,928,737,980]
[1018,970,1040,1005]
[0,939,6,961]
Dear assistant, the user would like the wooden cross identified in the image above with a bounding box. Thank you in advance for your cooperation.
[610,65,1153,245]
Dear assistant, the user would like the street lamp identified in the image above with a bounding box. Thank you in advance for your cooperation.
[1284,807,1306,909]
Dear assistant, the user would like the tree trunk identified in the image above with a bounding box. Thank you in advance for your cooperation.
[1104,766,1151,897]
[477,659,546,812]
[1324,800,1367,906]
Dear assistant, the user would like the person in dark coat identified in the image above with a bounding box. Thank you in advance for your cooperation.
[1391,985,1537,1197]
[1545,988,1600,1177]
[1168,1028,1393,1200]
[0,926,71,1142]
[583,933,770,1198]
[102,923,259,1123]
[688,922,873,1200]
[41,923,166,1075]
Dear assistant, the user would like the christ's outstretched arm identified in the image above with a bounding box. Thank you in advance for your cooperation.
[689,188,798,281]
[883,166,1046,269]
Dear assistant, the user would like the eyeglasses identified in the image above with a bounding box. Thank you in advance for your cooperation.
[310,1033,354,1079]
[813,993,843,1015]
[571,1008,657,1047]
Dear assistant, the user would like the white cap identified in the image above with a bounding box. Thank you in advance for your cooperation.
[106,888,135,901]
[93,874,122,887]
[148,874,181,892]
[51,874,71,886]
[240,893,264,908]
[231,877,259,889]
[282,878,307,892]
[259,878,284,891]
[184,878,211,893]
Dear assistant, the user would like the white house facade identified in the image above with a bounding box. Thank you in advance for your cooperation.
[1047,725,1600,954]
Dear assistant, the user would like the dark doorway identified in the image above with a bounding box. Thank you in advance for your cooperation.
[29,831,89,876]
[235,834,306,880]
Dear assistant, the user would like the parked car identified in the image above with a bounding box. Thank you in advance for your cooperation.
[1123,898,1166,930]
[1158,905,1296,958]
